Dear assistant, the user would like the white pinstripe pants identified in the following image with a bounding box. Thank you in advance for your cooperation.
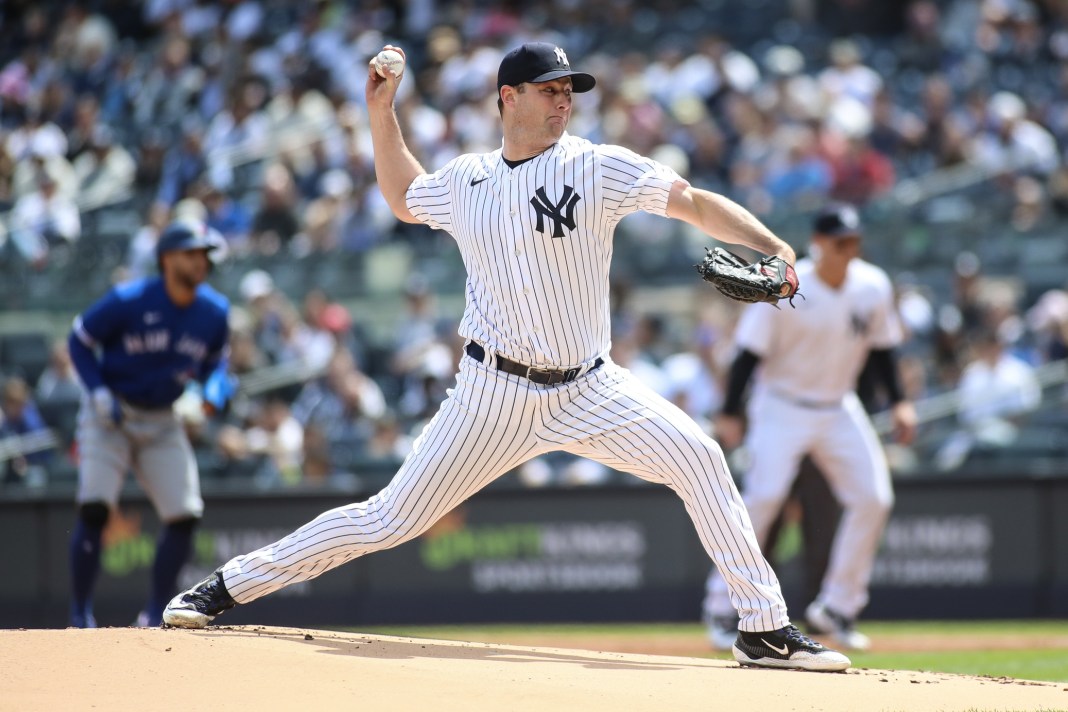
[221,356,790,632]
[704,391,893,620]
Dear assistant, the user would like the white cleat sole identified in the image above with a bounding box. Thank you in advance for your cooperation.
[161,609,212,629]
[732,644,851,672]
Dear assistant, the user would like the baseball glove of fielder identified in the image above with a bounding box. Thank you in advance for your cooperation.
[695,247,801,306]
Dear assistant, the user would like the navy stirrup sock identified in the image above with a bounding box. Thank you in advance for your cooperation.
[69,519,104,626]
[145,522,196,625]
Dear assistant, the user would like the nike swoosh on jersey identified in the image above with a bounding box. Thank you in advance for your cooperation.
[470,176,489,186]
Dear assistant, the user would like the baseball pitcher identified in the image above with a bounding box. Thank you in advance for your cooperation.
[164,43,849,672]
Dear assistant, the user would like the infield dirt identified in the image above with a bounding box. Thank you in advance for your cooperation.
[2,625,1066,712]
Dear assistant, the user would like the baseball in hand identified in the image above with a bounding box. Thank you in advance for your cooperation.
[374,49,405,78]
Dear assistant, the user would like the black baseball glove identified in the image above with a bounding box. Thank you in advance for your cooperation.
[695,247,801,306]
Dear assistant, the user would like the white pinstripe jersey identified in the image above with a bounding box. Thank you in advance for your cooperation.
[407,132,682,368]
[738,257,902,404]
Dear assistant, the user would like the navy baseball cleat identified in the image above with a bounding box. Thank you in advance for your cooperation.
[162,570,236,628]
[733,624,851,672]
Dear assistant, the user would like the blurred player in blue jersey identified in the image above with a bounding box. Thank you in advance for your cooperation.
[67,219,234,627]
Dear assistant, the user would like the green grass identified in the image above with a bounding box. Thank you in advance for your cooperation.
[850,648,1068,682]
[355,620,1068,683]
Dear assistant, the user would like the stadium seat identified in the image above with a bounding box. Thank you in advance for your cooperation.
[0,332,53,386]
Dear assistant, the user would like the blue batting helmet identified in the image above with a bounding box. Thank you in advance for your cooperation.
[156,220,222,268]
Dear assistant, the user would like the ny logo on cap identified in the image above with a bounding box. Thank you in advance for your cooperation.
[554,47,569,67]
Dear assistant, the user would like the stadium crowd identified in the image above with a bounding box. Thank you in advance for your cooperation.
[1,0,1067,489]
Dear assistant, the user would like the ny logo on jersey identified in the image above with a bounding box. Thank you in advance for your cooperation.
[850,312,871,337]
[531,185,581,238]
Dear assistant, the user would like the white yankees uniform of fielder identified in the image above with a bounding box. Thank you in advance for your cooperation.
[165,41,849,671]
[704,255,901,638]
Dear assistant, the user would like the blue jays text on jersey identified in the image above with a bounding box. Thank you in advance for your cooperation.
[69,277,230,408]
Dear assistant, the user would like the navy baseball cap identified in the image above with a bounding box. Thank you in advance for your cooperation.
[157,220,219,258]
[497,42,596,93]
[812,202,862,237]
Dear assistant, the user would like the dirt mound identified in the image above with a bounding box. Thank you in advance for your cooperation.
[2,626,1065,711]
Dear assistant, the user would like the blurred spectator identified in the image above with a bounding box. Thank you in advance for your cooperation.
[287,136,336,201]
[389,274,455,425]
[217,395,304,486]
[818,38,883,109]
[291,346,387,463]
[868,88,926,159]
[11,130,77,200]
[1026,289,1068,363]
[662,318,728,433]
[299,289,362,368]
[239,269,289,365]
[298,168,350,252]
[825,132,896,205]
[35,339,83,403]
[962,325,1040,416]
[396,339,454,431]
[126,202,172,279]
[133,127,169,196]
[227,325,268,377]
[913,75,969,169]
[0,376,54,487]
[202,77,270,178]
[199,179,252,250]
[936,326,1042,469]
[8,164,81,266]
[298,165,394,254]
[610,322,670,397]
[5,107,68,168]
[72,124,135,208]
[250,162,301,254]
[132,34,204,133]
[970,91,1059,178]
[389,274,446,378]
[895,0,946,72]
[157,119,209,208]
[756,44,822,125]
[762,125,834,209]
[64,95,103,161]
[364,410,412,463]
[264,68,339,168]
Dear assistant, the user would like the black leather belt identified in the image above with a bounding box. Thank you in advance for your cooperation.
[465,341,603,386]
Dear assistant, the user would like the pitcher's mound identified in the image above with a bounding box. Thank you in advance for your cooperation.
[2,626,1064,711]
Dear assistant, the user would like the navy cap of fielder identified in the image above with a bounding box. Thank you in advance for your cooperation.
[497,42,596,93]
[812,202,862,237]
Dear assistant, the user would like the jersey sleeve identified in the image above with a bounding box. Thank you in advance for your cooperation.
[406,159,458,232]
[200,309,231,381]
[72,288,124,351]
[68,289,125,391]
[599,145,682,221]
[868,267,903,349]
[731,302,779,357]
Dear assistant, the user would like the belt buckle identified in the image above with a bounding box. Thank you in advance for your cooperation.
[525,367,555,385]
[526,366,579,385]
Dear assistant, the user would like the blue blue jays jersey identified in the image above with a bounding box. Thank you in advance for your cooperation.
[69,277,230,408]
